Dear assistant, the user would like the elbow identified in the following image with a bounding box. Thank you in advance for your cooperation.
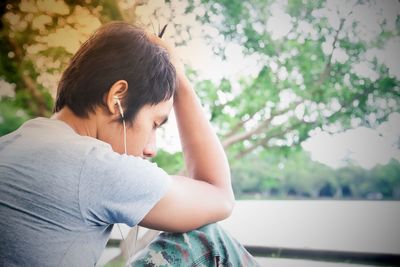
[221,192,235,220]
[225,201,235,219]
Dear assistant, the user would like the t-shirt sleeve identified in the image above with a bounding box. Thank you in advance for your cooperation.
[78,145,172,227]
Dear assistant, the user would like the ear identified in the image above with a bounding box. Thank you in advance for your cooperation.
[105,80,128,116]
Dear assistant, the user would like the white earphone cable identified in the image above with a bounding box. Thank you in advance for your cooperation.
[122,119,127,156]
[115,97,139,263]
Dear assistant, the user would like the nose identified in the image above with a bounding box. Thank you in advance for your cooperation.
[143,132,157,158]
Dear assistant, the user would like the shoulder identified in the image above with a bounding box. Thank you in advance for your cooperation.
[0,117,111,172]
[82,144,169,183]
[79,143,172,226]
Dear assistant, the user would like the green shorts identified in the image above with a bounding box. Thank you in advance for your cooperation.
[128,223,260,267]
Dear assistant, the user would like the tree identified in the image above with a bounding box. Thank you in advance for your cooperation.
[186,0,399,161]
[1,0,398,192]
[1,0,398,160]
[230,149,400,200]
[0,0,148,133]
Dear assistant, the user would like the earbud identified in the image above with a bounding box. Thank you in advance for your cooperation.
[113,96,124,119]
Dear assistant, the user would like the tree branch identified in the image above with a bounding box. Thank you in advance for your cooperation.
[315,18,345,88]
[222,101,301,149]
[233,120,303,159]
[223,110,261,139]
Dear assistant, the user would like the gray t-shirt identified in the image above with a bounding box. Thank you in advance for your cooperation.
[0,117,171,266]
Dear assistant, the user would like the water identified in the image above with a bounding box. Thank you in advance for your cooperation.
[99,200,400,266]
[219,200,400,254]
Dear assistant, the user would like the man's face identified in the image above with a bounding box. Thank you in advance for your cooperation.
[124,97,173,158]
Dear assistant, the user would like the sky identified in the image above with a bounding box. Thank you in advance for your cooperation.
[302,113,400,169]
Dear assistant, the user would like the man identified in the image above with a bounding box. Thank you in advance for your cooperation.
[0,22,259,266]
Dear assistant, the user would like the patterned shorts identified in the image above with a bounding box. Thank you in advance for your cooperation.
[128,223,260,267]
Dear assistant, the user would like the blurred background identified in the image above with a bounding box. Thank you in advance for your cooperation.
[1,1,400,266]
[1,0,399,201]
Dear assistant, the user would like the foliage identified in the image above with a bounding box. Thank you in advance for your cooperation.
[0,0,399,200]
[187,0,399,159]
[232,150,400,200]
[0,97,31,135]
[152,150,184,174]
[0,0,109,133]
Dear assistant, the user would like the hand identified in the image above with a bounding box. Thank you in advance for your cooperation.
[146,32,185,79]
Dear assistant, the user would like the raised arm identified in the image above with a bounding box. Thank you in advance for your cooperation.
[139,36,235,233]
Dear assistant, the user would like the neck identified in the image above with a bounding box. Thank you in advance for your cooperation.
[51,107,98,138]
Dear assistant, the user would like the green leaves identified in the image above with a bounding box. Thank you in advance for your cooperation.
[152,150,184,175]
[0,97,31,136]
[1,0,399,199]
[230,149,400,199]
[192,0,399,158]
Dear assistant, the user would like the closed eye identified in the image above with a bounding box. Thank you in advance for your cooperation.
[154,117,168,129]
[153,116,168,130]
[159,117,168,127]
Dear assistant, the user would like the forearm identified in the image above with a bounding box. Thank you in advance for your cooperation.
[174,75,234,200]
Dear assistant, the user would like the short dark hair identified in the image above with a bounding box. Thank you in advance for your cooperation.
[54,22,176,124]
